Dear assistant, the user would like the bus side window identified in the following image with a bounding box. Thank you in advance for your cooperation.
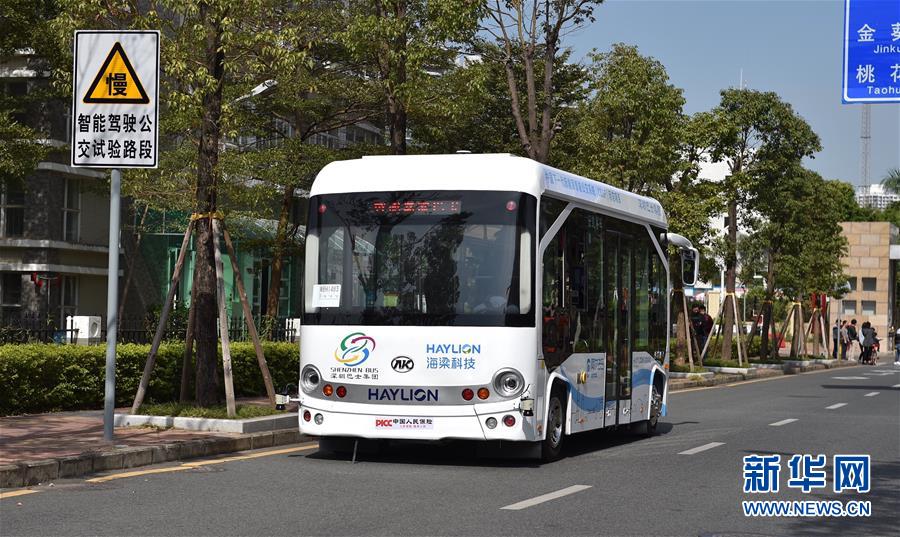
[542,231,569,367]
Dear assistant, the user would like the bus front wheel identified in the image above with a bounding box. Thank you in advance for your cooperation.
[541,390,565,462]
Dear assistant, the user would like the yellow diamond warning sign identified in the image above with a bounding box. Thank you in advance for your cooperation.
[83,42,149,104]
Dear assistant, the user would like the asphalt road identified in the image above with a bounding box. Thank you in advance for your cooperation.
[2,365,898,537]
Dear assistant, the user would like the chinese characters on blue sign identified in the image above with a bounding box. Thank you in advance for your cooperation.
[743,454,871,494]
[843,0,900,102]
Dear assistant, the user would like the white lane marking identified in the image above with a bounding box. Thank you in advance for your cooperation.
[893,384,900,388]
[678,442,725,455]
[826,403,848,410]
[864,392,880,397]
[500,485,592,510]
[832,376,869,380]
[769,418,798,427]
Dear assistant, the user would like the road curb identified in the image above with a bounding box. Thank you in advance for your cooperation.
[0,429,310,490]
[669,359,860,392]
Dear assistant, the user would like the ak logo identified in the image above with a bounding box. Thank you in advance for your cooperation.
[334,332,376,367]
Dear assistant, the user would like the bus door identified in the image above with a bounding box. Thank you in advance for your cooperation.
[604,231,633,426]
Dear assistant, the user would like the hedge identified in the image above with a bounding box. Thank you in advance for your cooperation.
[0,342,299,416]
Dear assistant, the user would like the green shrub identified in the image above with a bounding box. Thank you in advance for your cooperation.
[137,402,283,419]
[702,359,745,368]
[0,342,298,415]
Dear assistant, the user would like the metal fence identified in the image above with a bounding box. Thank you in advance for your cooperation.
[0,314,298,345]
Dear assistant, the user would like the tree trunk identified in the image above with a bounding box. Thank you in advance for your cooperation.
[194,3,226,407]
[759,257,776,359]
[385,2,407,155]
[720,198,737,360]
[265,183,295,320]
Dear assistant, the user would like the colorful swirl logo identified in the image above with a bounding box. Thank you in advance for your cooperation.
[334,332,376,367]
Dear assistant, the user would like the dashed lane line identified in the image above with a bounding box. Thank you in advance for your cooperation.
[500,485,592,510]
[678,442,725,455]
[864,392,880,397]
[825,403,848,410]
[769,418,798,427]
[893,384,900,388]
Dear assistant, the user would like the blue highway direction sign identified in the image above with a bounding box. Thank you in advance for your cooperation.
[843,0,900,103]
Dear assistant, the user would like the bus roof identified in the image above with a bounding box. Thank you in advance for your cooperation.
[311,153,667,228]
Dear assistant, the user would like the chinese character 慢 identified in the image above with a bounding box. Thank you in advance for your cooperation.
[787,454,827,493]
[92,114,106,133]
[892,22,900,42]
[743,454,781,493]
[891,63,900,83]
[106,72,127,96]
[76,139,90,158]
[107,114,121,133]
[856,64,875,84]
[139,114,153,132]
[834,455,870,493]
[77,114,90,133]
[857,23,876,42]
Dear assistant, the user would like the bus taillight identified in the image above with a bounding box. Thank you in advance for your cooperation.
[336,386,347,398]
[477,387,490,400]
[323,384,334,397]
[462,388,474,401]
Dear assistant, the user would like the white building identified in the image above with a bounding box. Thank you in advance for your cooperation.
[855,184,900,209]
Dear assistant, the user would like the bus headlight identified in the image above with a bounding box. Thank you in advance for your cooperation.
[301,365,321,393]
[493,368,524,398]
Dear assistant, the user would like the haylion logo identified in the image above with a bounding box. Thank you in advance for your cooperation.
[334,332,376,367]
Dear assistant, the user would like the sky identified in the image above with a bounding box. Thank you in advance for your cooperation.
[566,0,900,186]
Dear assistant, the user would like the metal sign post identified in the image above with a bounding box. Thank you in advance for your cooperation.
[103,169,121,441]
[71,30,159,441]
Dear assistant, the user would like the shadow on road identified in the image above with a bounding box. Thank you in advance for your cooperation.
[295,422,674,467]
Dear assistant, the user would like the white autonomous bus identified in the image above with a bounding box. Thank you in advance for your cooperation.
[293,153,698,461]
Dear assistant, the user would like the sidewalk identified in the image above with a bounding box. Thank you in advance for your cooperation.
[1,402,305,489]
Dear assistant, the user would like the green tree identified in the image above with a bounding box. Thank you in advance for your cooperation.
[741,167,848,358]
[339,0,483,154]
[562,43,685,195]
[880,167,900,194]
[707,88,821,361]
[484,0,601,163]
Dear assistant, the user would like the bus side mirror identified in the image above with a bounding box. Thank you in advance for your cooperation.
[681,248,699,286]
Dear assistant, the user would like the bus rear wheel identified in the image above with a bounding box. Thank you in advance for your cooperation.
[645,385,662,436]
[541,390,565,462]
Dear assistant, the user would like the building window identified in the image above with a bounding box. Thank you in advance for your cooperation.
[847,277,857,292]
[862,277,877,292]
[60,275,78,321]
[0,273,22,324]
[861,300,876,316]
[842,300,857,315]
[0,182,25,237]
[63,178,81,242]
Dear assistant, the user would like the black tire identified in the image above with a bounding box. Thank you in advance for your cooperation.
[645,385,662,437]
[541,389,566,462]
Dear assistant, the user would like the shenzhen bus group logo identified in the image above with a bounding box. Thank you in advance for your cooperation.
[334,332,376,367]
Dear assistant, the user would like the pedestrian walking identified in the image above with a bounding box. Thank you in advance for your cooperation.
[832,319,840,359]
[894,327,900,366]
[691,304,707,353]
[840,320,850,360]
[701,305,714,347]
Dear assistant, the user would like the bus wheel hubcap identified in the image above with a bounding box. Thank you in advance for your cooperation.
[549,399,562,445]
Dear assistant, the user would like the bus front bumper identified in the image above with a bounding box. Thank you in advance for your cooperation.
[297,399,539,442]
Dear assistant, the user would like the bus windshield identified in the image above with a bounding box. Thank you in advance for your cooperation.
[303,191,535,327]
